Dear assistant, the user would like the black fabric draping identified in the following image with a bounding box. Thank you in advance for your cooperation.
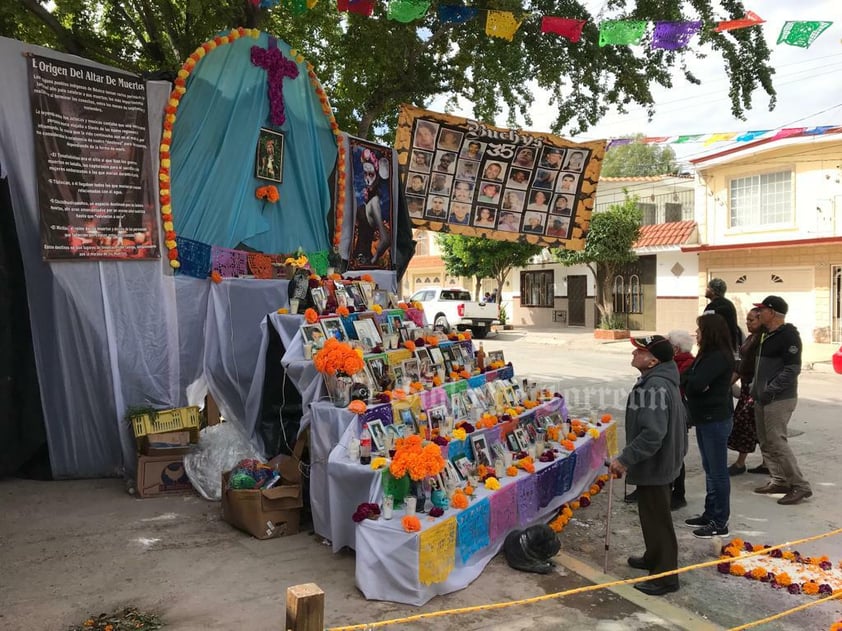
[258,314,303,458]
[0,166,50,479]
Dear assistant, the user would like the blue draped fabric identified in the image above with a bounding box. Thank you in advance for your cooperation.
[171,32,336,254]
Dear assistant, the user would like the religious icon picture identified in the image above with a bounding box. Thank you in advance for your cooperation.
[255,128,284,183]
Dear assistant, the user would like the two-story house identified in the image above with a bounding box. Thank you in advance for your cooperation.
[688,130,842,343]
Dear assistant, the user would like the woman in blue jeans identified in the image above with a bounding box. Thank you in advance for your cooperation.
[683,314,736,538]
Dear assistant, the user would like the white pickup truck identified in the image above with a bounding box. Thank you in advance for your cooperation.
[408,287,499,339]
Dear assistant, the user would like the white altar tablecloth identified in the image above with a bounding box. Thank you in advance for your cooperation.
[352,428,610,605]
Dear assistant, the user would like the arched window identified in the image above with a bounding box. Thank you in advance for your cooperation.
[613,275,625,313]
[628,275,642,313]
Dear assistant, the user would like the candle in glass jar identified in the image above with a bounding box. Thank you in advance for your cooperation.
[404,496,417,515]
[383,495,394,519]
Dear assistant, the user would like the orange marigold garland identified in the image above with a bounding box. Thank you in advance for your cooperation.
[312,337,364,376]
[388,435,445,481]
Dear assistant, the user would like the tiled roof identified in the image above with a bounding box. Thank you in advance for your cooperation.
[635,220,696,248]
[599,175,692,183]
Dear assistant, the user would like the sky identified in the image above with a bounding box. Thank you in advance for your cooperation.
[435,0,842,166]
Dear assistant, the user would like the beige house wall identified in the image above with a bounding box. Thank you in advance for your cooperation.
[656,297,700,335]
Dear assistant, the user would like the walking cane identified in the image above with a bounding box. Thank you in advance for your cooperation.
[603,459,614,573]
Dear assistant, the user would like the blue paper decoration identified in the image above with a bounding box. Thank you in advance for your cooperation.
[438,5,479,24]
[175,236,212,278]
[556,452,577,495]
[537,463,557,507]
[516,474,538,525]
[456,499,490,564]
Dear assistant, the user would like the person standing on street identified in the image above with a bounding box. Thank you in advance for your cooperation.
[609,335,687,596]
[727,308,766,475]
[750,296,812,505]
[703,278,742,353]
[667,329,695,510]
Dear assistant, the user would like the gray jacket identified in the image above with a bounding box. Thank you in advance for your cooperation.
[619,361,688,486]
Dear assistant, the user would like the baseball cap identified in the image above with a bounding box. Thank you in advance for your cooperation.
[753,295,788,315]
[630,335,674,363]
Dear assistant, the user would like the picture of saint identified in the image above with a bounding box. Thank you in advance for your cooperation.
[413,120,438,150]
[350,142,392,270]
[255,128,284,183]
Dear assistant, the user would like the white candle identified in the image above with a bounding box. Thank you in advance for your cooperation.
[383,495,394,520]
[404,496,417,515]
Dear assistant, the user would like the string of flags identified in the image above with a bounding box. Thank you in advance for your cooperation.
[264,0,834,50]
[606,125,842,151]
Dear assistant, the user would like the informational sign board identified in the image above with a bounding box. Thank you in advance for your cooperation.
[395,105,605,249]
[27,54,158,260]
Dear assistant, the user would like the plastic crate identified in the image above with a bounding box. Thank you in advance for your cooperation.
[131,406,201,440]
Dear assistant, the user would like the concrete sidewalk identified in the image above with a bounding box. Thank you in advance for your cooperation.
[492,325,839,373]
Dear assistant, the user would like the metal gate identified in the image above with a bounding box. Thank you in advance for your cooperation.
[567,275,586,327]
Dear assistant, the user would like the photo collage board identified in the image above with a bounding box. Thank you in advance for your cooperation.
[394,105,606,250]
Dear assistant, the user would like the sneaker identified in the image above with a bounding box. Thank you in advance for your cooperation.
[684,515,710,527]
[693,522,729,538]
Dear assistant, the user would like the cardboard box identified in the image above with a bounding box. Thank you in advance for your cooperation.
[136,454,194,498]
[139,429,197,456]
[221,469,302,539]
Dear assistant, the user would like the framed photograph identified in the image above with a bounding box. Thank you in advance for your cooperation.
[515,427,531,449]
[358,281,375,308]
[387,292,400,308]
[525,423,538,442]
[450,392,468,420]
[347,284,368,311]
[502,385,518,407]
[334,283,350,308]
[492,442,507,463]
[487,350,505,365]
[397,406,420,435]
[300,323,325,346]
[414,347,433,375]
[372,289,390,309]
[427,405,448,432]
[443,460,462,490]
[364,353,391,392]
[428,346,445,367]
[470,432,493,467]
[367,419,387,453]
[391,364,405,385]
[255,127,284,183]
[465,387,482,410]
[310,286,327,314]
[353,318,382,349]
[453,456,472,480]
[320,316,348,342]
[402,358,421,383]
[506,430,522,452]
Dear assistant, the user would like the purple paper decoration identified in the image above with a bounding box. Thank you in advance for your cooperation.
[485,424,502,449]
[489,482,518,543]
[250,43,300,127]
[607,138,632,150]
[360,402,394,432]
[211,245,249,278]
[516,474,538,525]
[651,20,702,50]
[175,236,212,278]
[405,307,425,328]
[421,386,448,413]
[573,438,592,481]
[556,452,577,495]
[456,499,490,564]
[590,432,608,468]
[537,463,557,508]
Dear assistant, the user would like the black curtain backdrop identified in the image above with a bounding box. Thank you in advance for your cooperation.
[0,166,50,479]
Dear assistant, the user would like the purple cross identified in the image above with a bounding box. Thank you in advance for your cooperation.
[251,41,299,126]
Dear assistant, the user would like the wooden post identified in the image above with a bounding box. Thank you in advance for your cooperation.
[285,583,324,631]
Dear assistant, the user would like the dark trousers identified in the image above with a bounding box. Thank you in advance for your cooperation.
[637,484,679,586]
[672,463,686,500]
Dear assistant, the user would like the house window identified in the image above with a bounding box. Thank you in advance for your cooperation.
[612,275,625,313]
[520,270,554,307]
[729,170,793,228]
[628,275,642,313]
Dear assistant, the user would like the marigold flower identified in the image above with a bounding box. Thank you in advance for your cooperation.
[587,428,600,439]
[464,484,475,496]
[404,340,416,352]
[452,428,466,441]
[276,308,289,314]
[401,515,421,532]
[506,466,518,477]
[571,500,580,510]
[601,414,612,422]
[370,456,386,470]
[484,477,500,490]
[348,400,367,414]
[451,491,469,509]
[361,274,374,282]
[750,567,767,579]
[304,308,319,324]
[336,305,350,317]
[372,305,383,314]
[210,271,222,284]
[802,581,820,595]
[775,572,792,586]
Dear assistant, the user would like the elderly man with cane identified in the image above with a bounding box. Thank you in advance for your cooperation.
[609,335,688,596]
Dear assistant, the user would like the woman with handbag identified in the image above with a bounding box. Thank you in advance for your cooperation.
[683,314,735,538]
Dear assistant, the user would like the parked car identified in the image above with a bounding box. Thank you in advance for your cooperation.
[409,287,499,339]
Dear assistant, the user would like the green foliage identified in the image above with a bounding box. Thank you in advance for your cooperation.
[597,313,627,330]
[602,134,678,177]
[436,233,540,298]
[3,1,777,140]
[554,195,642,325]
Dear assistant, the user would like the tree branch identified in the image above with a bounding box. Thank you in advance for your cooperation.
[17,0,85,56]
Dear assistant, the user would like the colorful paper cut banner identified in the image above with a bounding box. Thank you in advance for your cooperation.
[714,11,765,32]
[541,17,587,42]
[418,517,456,585]
[777,21,833,48]
[598,20,647,46]
[437,4,478,24]
[486,10,523,41]
[387,0,429,23]
[651,20,702,50]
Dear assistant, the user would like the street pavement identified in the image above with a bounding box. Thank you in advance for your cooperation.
[0,327,840,630]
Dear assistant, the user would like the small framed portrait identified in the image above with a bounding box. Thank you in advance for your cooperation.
[546,216,571,238]
[255,127,284,183]
[353,318,382,349]
[364,353,390,391]
[470,432,494,467]
[453,455,472,480]
[460,140,485,161]
[405,172,429,196]
[347,283,368,311]
[397,406,420,435]
[391,363,405,385]
[492,442,507,463]
[333,283,350,308]
[524,422,538,442]
[563,149,588,172]
[433,151,457,175]
[465,387,483,409]
[487,350,505,364]
[310,286,327,313]
[372,289,390,309]
[428,346,445,368]
[367,419,387,453]
[300,323,325,345]
[550,194,574,216]
[556,171,580,194]
[320,316,348,342]
[413,119,439,151]
[450,391,468,420]
[408,149,433,173]
[406,195,425,219]
[443,460,462,490]
[533,168,557,190]
[515,427,531,449]
[502,385,518,407]
[357,281,375,307]
[427,404,448,431]
[438,128,464,152]
[415,347,433,374]
[402,358,421,383]
[540,146,566,170]
[473,207,497,229]
[506,430,522,452]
